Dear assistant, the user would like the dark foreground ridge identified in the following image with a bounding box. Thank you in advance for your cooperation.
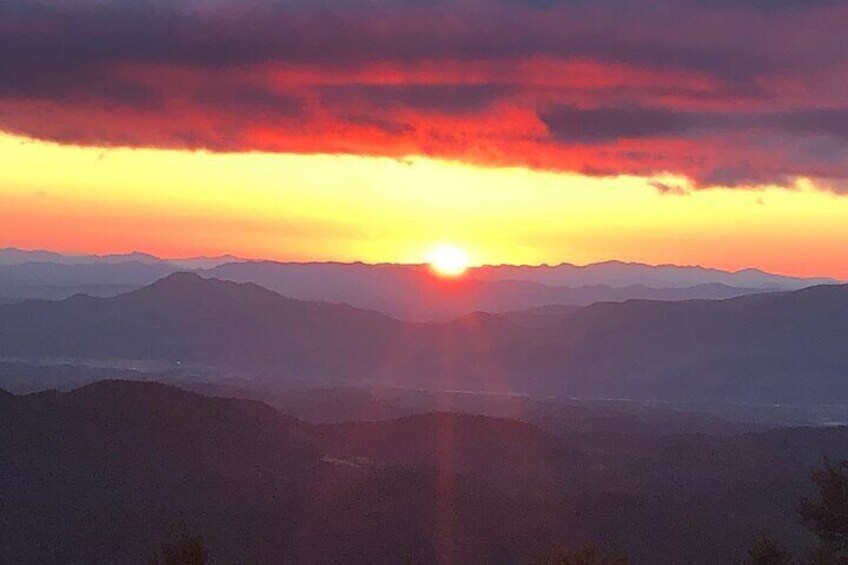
[3,379,848,564]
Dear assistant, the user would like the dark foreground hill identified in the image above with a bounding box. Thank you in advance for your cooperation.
[2,380,847,564]
[2,274,848,403]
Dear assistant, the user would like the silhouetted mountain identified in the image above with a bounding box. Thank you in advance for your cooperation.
[202,260,788,319]
[3,274,848,403]
[3,379,848,564]
[313,411,580,489]
[168,254,243,270]
[0,381,586,564]
[512,284,848,401]
[1,249,836,317]
[0,381,318,564]
[0,247,242,269]
[0,273,404,375]
[383,283,848,403]
[473,260,839,289]
[0,247,81,265]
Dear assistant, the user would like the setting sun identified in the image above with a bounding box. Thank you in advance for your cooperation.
[427,244,470,277]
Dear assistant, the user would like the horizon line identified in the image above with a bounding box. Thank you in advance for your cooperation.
[0,246,842,282]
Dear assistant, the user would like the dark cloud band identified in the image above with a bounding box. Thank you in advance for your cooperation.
[1,0,847,189]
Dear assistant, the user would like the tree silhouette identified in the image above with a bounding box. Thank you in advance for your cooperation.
[528,545,629,565]
[150,529,207,565]
[799,459,848,558]
[808,544,848,565]
[744,535,792,565]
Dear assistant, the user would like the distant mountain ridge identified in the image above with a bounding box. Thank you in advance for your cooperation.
[472,260,838,289]
[198,261,774,320]
[0,247,241,269]
[2,273,848,403]
[0,247,840,319]
[1,247,838,288]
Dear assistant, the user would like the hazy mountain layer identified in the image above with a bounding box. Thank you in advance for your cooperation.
[1,248,838,319]
[2,273,848,404]
[203,261,777,320]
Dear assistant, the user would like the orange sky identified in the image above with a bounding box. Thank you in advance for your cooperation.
[2,132,848,279]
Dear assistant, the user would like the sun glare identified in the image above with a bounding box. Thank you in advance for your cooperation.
[427,244,469,277]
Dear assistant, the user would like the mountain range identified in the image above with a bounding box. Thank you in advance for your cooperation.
[0,247,840,319]
[0,247,240,269]
[2,272,847,404]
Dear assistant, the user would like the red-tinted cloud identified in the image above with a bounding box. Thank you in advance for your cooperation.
[2,0,848,189]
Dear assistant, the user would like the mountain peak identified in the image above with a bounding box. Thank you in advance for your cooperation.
[127,271,285,304]
[155,271,204,284]
[132,271,206,292]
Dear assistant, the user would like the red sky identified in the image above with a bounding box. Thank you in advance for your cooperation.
[2,0,848,276]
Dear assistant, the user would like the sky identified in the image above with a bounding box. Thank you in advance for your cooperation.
[2,0,848,277]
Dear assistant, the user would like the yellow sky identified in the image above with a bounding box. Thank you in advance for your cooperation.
[1,132,847,278]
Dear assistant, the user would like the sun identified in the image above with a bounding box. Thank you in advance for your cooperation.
[427,244,470,277]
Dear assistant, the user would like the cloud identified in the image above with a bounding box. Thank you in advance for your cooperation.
[649,181,690,196]
[1,0,848,190]
[777,109,848,141]
[319,84,513,115]
[540,105,697,143]
[193,86,305,119]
